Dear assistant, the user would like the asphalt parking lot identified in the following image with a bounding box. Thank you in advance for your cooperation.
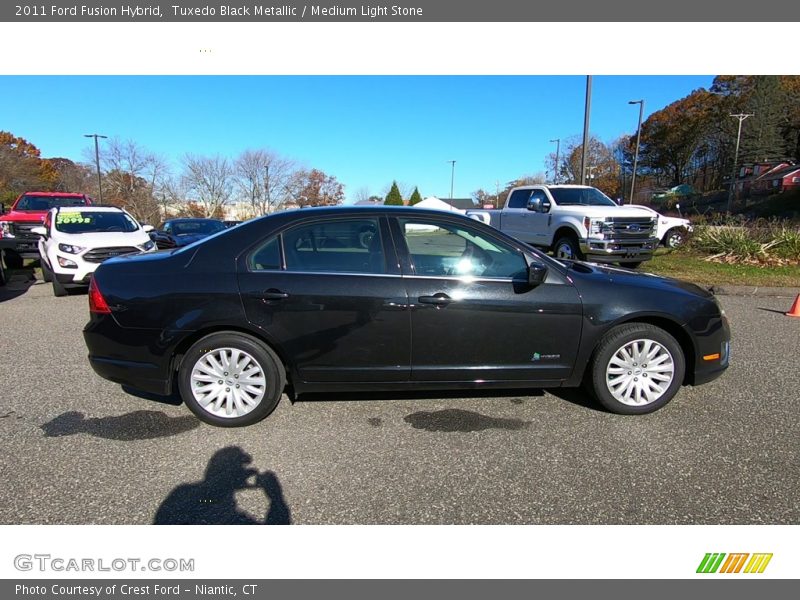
[1,277,798,525]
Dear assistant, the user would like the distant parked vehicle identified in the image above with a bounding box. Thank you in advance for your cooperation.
[466,185,659,268]
[32,206,155,297]
[0,191,92,269]
[223,220,242,228]
[150,218,226,248]
[622,205,693,248]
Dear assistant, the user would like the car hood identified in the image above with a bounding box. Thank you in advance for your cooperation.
[569,261,714,299]
[58,230,151,248]
[0,210,47,223]
[555,205,654,219]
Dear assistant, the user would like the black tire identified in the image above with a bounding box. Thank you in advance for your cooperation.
[587,323,685,415]
[3,250,23,270]
[52,278,68,297]
[178,332,285,427]
[664,228,686,249]
[41,260,53,283]
[553,235,584,261]
[621,261,643,269]
[0,257,5,287]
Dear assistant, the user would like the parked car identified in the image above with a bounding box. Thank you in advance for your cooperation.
[223,220,242,228]
[0,192,92,269]
[466,185,659,267]
[83,206,730,427]
[150,218,226,248]
[32,206,156,297]
[622,204,692,248]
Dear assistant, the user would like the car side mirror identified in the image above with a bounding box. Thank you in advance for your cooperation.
[30,226,47,237]
[528,262,548,286]
[527,197,541,212]
[142,224,154,233]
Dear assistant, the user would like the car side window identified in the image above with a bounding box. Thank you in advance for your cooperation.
[281,218,385,274]
[399,219,528,279]
[249,236,282,271]
[507,189,532,209]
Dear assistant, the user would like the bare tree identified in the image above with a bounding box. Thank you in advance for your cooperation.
[234,149,298,216]
[353,187,372,204]
[96,138,162,225]
[181,154,235,218]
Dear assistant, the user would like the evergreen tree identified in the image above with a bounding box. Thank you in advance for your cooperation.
[384,181,404,205]
[741,76,789,163]
[408,186,423,205]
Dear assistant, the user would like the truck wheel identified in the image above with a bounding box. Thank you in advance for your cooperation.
[664,228,686,248]
[178,332,286,427]
[553,236,584,261]
[0,257,5,287]
[3,250,23,270]
[52,278,68,297]
[621,261,643,269]
[588,323,685,415]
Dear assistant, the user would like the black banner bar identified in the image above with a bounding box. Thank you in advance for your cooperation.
[3,0,800,22]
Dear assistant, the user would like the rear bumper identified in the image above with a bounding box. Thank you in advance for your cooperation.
[83,316,175,396]
[580,236,659,263]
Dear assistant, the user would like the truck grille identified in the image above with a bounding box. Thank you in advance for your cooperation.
[83,247,140,263]
[607,217,655,239]
[11,222,44,240]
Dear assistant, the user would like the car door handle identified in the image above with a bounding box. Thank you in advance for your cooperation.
[261,289,289,300]
[418,293,453,306]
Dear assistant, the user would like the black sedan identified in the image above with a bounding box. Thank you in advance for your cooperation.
[149,218,226,249]
[84,206,730,427]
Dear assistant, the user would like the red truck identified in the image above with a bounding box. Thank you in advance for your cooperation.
[0,191,92,269]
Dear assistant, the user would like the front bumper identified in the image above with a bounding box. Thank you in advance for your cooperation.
[0,237,39,257]
[580,236,659,263]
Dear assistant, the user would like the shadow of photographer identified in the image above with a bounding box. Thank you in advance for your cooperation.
[154,446,291,525]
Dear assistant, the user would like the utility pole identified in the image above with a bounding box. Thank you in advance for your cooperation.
[84,133,107,203]
[264,163,271,214]
[447,160,456,199]
[727,113,753,213]
[550,138,561,184]
[628,99,645,204]
[580,76,592,185]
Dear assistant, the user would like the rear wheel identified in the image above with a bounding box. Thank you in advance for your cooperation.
[588,323,685,415]
[178,332,285,427]
[553,236,584,261]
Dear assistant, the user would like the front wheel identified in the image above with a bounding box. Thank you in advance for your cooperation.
[664,228,686,249]
[178,332,285,427]
[588,323,685,415]
[52,277,68,297]
[41,259,53,283]
[553,236,584,261]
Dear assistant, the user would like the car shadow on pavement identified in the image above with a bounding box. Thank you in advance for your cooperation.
[122,385,184,406]
[153,446,291,525]
[0,268,38,302]
[40,410,200,440]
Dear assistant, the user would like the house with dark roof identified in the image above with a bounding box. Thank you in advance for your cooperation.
[750,163,800,195]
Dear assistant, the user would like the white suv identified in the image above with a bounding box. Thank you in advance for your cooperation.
[32,206,156,296]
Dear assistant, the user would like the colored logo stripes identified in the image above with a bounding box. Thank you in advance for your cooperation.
[697,553,773,574]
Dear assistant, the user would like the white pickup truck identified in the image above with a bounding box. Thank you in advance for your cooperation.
[466,184,659,267]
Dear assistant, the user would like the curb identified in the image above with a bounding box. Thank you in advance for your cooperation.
[709,285,800,298]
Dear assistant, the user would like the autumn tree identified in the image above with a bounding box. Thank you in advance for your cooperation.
[740,76,790,163]
[0,131,58,202]
[289,169,344,207]
[234,149,298,216]
[408,187,423,205]
[384,181,404,205]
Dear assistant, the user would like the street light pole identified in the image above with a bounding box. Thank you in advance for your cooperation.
[84,133,107,203]
[447,160,456,199]
[549,138,561,184]
[727,113,753,213]
[580,76,592,185]
[628,99,644,204]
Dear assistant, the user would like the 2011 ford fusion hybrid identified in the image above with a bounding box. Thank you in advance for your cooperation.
[83,206,730,427]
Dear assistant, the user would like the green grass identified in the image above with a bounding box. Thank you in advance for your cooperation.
[642,250,800,287]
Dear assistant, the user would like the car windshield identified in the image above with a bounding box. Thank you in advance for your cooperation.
[171,221,225,235]
[55,211,140,234]
[16,195,89,211]
[549,187,617,207]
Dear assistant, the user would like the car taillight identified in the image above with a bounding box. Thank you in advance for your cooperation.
[88,278,111,314]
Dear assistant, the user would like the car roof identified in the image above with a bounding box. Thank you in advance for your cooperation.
[23,191,89,197]
[165,218,221,223]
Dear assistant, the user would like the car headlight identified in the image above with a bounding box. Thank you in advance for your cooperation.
[583,217,610,237]
[139,240,155,251]
[0,222,14,237]
[58,243,85,254]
